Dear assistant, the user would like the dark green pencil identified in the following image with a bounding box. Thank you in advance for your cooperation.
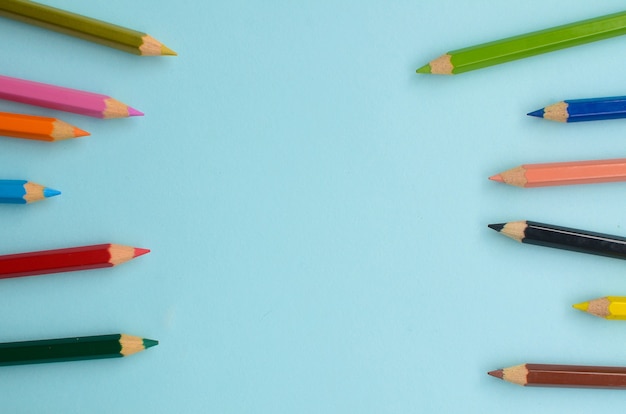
[0,334,158,366]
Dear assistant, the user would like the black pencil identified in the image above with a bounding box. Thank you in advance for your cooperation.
[488,220,626,260]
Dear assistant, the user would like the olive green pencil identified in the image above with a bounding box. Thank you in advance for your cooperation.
[0,0,176,56]
[417,10,626,74]
[0,334,158,366]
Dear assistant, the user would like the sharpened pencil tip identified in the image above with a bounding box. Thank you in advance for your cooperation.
[73,127,90,138]
[489,174,504,183]
[43,188,61,198]
[488,223,505,232]
[143,338,159,349]
[161,45,177,56]
[488,369,504,379]
[573,301,590,312]
[416,64,431,74]
[527,109,545,118]
[133,248,150,258]
[127,107,144,117]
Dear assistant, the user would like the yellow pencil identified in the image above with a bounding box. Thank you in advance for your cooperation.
[573,296,626,320]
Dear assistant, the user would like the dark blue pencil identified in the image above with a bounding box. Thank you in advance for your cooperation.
[0,180,60,204]
[528,96,626,123]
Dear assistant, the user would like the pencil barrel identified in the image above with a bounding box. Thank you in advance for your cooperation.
[525,364,626,389]
[0,244,113,278]
[523,221,626,260]
[0,334,123,366]
[0,0,144,54]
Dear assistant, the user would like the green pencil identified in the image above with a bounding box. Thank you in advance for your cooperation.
[417,10,626,75]
[0,334,158,366]
[0,0,176,56]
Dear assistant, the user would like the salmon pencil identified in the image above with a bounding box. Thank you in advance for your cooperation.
[490,158,626,188]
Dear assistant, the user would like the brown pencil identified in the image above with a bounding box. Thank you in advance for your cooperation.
[489,363,626,389]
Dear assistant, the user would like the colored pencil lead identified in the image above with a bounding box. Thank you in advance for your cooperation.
[43,188,61,198]
[572,301,590,312]
[487,223,504,232]
[488,174,504,183]
[488,369,504,379]
[127,107,145,117]
[160,45,178,56]
[526,109,544,118]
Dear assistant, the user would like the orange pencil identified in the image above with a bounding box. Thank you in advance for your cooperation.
[0,112,89,142]
[489,158,626,188]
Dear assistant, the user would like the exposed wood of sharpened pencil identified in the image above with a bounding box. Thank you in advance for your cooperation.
[0,112,88,141]
[573,296,626,320]
[0,244,150,279]
[488,220,626,261]
[0,0,176,56]
[489,158,626,188]
[0,334,158,366]
[489,363,626,389]
[417,10,626,74]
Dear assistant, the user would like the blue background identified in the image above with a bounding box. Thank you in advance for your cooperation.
[2,0,626,412]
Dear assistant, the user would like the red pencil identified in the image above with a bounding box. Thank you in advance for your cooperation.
[0,244,149,279]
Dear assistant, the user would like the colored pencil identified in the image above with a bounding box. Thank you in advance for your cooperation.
[0,180,60,204]
[528,96,626,123]
[0,74,143,119]
[573,296,626,320]
[0,0,176,56]
[0,112,88,141]
[488,220,626,261]
[0,244,150,279]
[0,334,157,366]
[489,363,626,389]
[489,158,626,188]
[417,10,626,75]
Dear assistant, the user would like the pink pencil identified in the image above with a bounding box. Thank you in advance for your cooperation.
[0,75,143,119]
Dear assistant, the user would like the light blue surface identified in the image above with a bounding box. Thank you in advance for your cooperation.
[4,0,626,412]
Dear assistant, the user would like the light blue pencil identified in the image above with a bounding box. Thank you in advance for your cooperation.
[0,180,60,204]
